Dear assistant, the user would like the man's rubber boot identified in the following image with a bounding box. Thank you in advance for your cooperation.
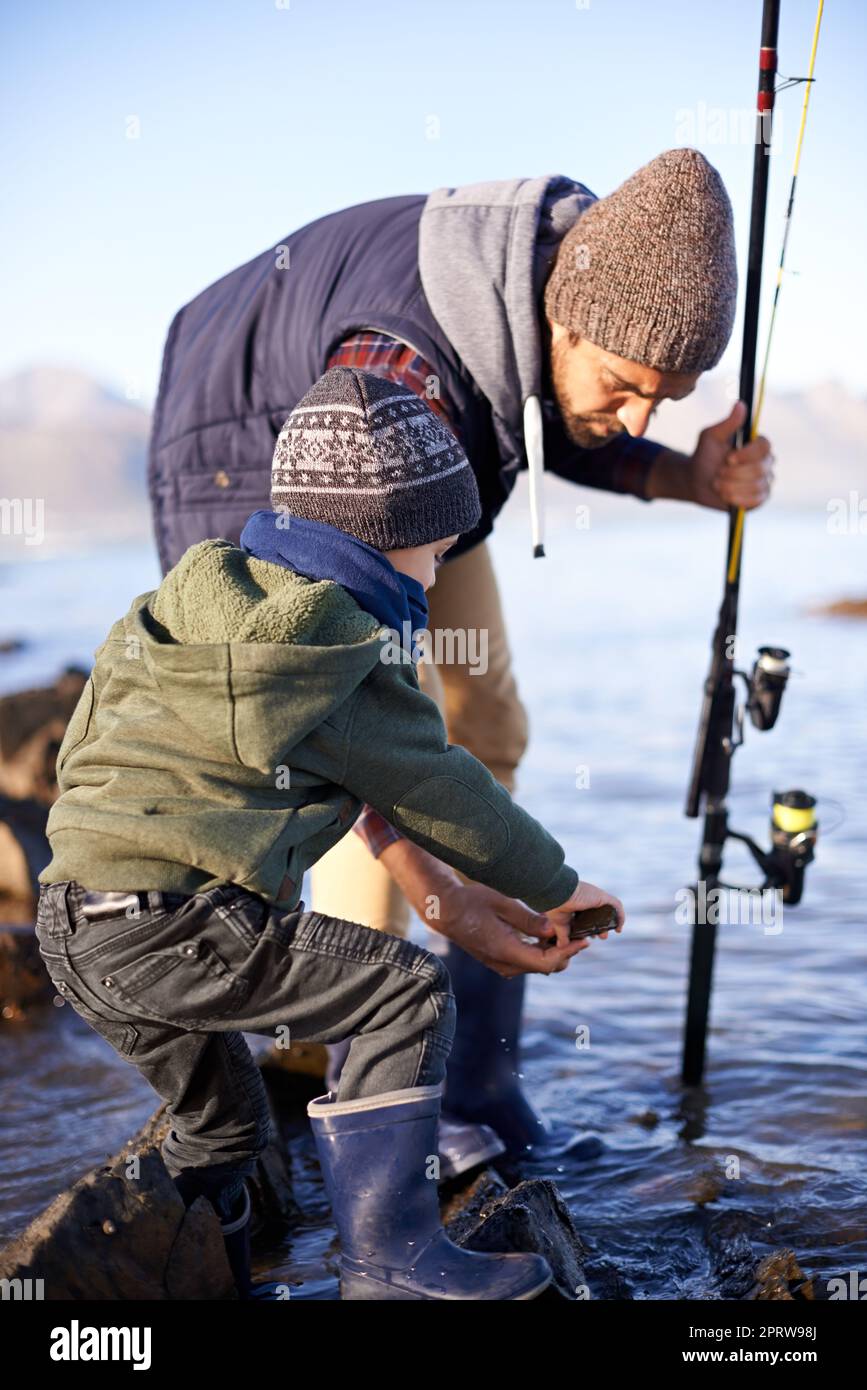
[324,1037,505,1179]
[438,941,603,1161]
[308,1085,552,1300]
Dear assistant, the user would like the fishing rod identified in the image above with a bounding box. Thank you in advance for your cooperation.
[681,0,824,1087]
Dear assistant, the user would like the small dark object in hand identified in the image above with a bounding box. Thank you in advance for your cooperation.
[568,905,618,940]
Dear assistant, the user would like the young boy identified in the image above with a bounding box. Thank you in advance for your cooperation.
[35,366,624,1302]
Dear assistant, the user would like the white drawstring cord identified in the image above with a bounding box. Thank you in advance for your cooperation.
[523,395,546,557]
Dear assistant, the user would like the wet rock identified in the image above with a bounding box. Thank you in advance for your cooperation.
[128,1095,298,1242]
[749,1248,814,1301]
[164,1195,234,1301]
[0,922,55,1016]
[0,1146,232,1301]
[706,1210,813,1300]
[812,596,867,620]
[0,1086,297,1298]
[581,1256,635,1300]
[260,1042,331,1147]
[0,666,88,802]
[0,667,88,921]
[445,1176,593,1301]
[631,1108,661,1129]
[632,1159,727,1207]
[261,1038,330,1082]
[439,1167,509,1231]
[711,1226,760,1299]
[0,797,50,923]
[687,1164,728,1206]
[1,1021,623,1302]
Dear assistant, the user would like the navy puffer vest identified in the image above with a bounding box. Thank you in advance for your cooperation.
[148,195,507,575]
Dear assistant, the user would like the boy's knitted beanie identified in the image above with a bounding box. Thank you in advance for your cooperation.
[270,366,481,549]
[544,148,738,373]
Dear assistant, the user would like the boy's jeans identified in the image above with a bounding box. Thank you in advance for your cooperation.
[35,880,456,1211]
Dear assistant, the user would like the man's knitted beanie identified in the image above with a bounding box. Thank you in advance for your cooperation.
[270,366,482,549]
[544,148,738,373]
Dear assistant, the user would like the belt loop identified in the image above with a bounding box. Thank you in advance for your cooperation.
[62,881,85,936]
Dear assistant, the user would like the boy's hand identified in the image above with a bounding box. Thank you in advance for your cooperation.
[544,879,626,943]
[375,837,597,977]
[436,881,591,978]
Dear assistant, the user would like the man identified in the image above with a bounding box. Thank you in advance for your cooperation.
[148,147,773,1165]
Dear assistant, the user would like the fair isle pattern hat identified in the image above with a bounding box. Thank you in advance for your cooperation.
[270,366,482,549]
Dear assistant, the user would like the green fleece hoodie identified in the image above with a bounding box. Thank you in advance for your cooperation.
[39,540,579,913]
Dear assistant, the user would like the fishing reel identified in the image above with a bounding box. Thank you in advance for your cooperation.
[723,644,817,904]
[747,645,791,731]
[694,639,822,900]
[726,789,818,905]
[729,645,791,746]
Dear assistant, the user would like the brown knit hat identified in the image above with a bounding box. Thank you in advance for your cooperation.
[544,148,738,373]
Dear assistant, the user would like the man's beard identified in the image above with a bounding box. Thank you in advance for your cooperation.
[549,338,625,449]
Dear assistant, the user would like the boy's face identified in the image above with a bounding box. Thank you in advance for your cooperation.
[382,534,459,592]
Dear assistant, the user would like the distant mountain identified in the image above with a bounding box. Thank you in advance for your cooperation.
[0,367,151,552]
[650,376,867,509]
[0,366,863,556]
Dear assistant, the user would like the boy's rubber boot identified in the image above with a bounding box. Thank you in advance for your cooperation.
[438,942,603,1161]
[307,1084,553,1301]
[324,1038,505,1179]
[218,1182,287,1301]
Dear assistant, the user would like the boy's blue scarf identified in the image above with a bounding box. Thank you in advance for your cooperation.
[239,510,429,649]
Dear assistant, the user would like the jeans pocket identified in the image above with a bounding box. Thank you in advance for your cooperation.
[99,936,252,1026]
[48,974,140,1057]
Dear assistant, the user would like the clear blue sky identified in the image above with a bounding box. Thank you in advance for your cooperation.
[3,0,864,405]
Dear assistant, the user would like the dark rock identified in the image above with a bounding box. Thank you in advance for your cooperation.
[0,923,54,1016]
[0,1146,232,1301]
[439,1167,509,1234]
[446,1177,592,1301]
[813,597,867,620]
[706,1210,814,1300]
[0,1086,297,1297]
[748,1248,814,1301]
[0,666,89,922]
[261,1038,329,1081]
[0,793,51,906]
[631,1108,660,1129]
[581,1256,635,1300]
[0,667,88,800]
[713,1229,760,1300]
[1,1020,624,1302]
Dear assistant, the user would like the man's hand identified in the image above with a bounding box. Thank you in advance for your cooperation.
[646,399,774,511]
[690,399,774,511]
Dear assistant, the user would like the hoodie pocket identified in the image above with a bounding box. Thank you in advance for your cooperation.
[99,937,252,1025]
